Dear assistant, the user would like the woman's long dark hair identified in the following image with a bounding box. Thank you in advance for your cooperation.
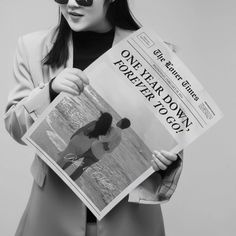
[88,112,113,138]
[43,0,140,69]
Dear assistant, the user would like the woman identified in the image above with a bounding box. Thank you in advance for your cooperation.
[4,0,183,235]
[69,117,130,180]
[57,112,113,170]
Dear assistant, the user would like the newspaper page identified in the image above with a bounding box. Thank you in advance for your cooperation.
[83,26,223,204]
[85,27,223,154]
[22,27,223,219]
[22,88,157,220]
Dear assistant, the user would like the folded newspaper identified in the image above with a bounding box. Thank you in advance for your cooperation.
[23,27,223,220]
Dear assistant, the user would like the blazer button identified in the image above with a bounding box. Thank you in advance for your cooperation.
[39,82,45,89]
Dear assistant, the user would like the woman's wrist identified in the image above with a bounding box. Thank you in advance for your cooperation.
[49,78,59,102]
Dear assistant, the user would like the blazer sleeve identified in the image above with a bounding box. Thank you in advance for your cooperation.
[128,150,183,204]
[4,36,51,145]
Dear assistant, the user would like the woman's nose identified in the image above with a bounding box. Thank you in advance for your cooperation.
[67,0,80,7]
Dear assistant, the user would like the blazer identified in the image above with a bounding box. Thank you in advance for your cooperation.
[4,25,133,184]
[4,25,183,235]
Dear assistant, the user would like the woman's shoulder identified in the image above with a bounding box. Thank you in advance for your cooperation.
[115,26,136,37]
[114,27,138,44]
[18,26,58,52]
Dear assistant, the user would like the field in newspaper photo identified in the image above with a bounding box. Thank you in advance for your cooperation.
[26,86,153,215]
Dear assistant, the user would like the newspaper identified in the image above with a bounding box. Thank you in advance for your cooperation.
[22,27,223,219]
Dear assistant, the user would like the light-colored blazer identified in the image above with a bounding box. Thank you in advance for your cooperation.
[4,26,135,185]
[4,26,183,235]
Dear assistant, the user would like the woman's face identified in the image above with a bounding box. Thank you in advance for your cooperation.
[58,0,112,32]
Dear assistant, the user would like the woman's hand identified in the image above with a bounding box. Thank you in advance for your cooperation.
[151,150,178,171]
[52,68,89,96]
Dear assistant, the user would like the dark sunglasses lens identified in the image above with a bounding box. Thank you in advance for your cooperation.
[76,0,93,6]
[54,0,93,6]
[54,0,68,4]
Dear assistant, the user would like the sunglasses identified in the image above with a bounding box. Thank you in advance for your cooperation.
[54,0,93,7]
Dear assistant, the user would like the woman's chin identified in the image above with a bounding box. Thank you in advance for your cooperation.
[68,21,90,32]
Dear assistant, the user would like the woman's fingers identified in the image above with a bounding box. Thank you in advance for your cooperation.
[66,70,90,93]
[75,69,90,85]
[160,150,178,162]
[58,85,79,96]
[61,79,79,91]
[66,68,90,85]
[52,68,89,94]
[153,151,172,165]
[151,150,178,171]
[151,154,167,171]
[69,77,84,93]
[151,159,160,171]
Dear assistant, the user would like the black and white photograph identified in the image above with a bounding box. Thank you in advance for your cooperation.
[23,86,156,219]
[1,1,235,236]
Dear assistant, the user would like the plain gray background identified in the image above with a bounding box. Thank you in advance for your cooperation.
[0,0,235,235]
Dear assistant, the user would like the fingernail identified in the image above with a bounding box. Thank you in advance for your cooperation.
[155,151,161,156]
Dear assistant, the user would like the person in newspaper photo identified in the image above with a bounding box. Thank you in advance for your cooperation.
[69,117,131,181]
[4,1,183,236]
[57,112,113,170]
